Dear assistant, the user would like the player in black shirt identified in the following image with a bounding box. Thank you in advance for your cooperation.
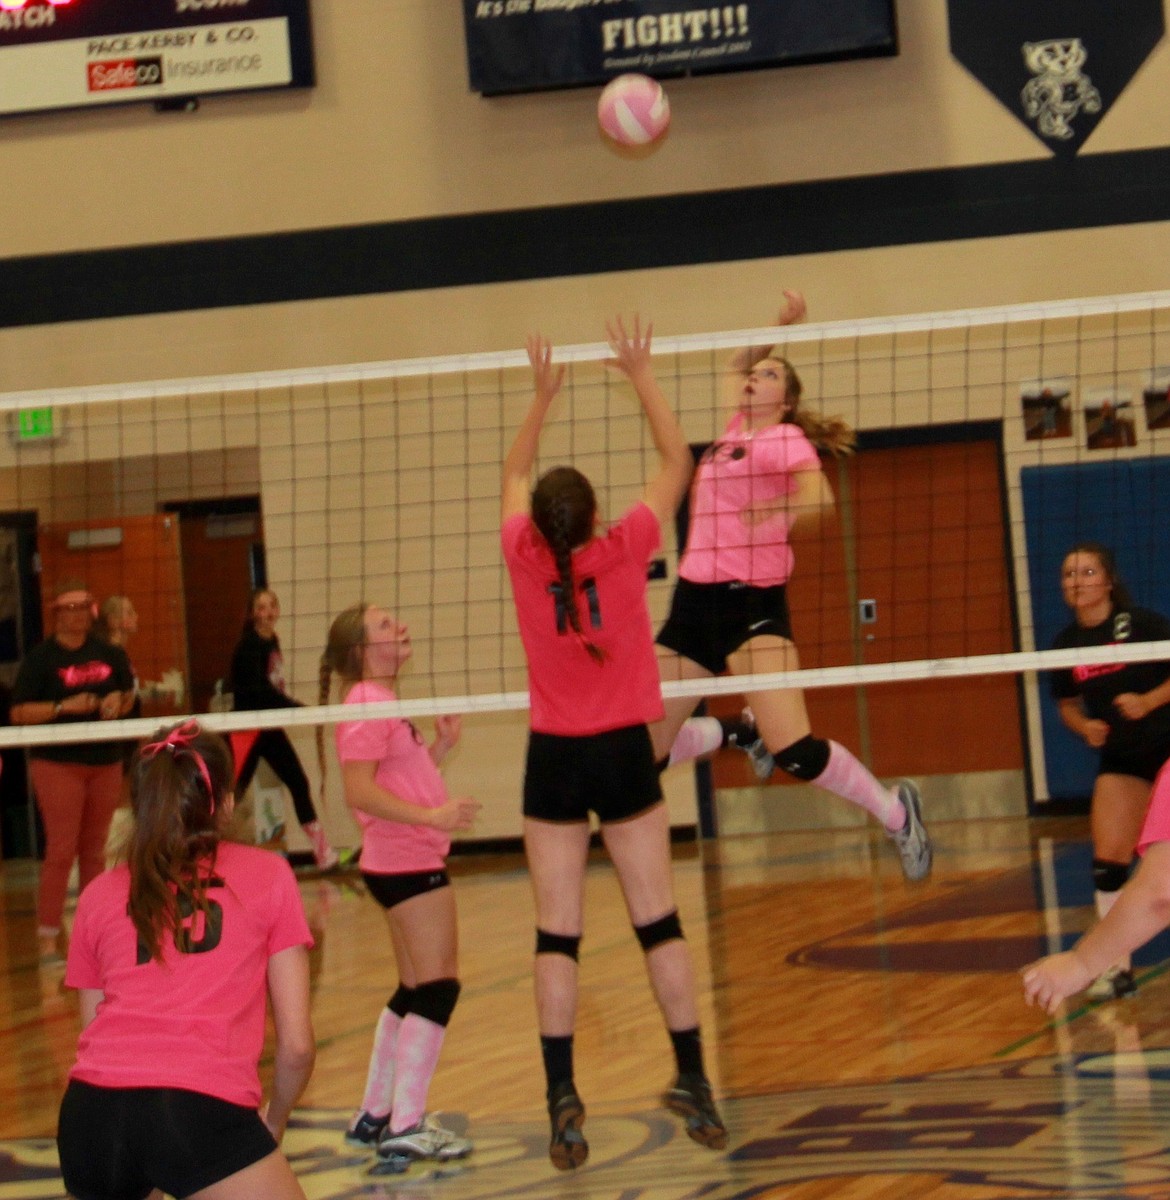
[230,588,349,870]
[1050,543,1170,998]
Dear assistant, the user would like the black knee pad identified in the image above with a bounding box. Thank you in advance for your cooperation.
[409,978,461,1027]
[634,909,684,952]
[388,984,416,1019]
[1092,858,1130,894]
[775,734,831,782]
[536,929,581,961]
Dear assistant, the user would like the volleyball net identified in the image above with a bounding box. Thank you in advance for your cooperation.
[1,290,1169,808]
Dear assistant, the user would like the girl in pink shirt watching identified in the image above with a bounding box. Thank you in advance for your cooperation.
[320,604,479,1166]
[58,720,315,1200]
[657,290,932,884]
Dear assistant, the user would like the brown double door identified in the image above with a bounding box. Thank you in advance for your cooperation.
[711,433,1022,786]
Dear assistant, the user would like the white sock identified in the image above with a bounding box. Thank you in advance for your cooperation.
[389,1014,447,1133]
[668,717,723,766]
[360,1006,404,1119]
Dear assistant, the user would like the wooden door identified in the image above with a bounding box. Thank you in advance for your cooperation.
[178,511,261,715]
[38,514,186,719]
[854,439,1021,776]
[710,435,1021,786]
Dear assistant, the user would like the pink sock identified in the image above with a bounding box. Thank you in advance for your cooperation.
[304,820,338,869]
[668,717,722,766]
[814,741,903,831]
[360,1007,403,1119]
[390,1013,447,1133]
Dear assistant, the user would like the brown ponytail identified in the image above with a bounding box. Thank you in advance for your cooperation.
[531,468,606,664]
[316,604,370,812]
[124,722,233,964]
[750,354,856,456]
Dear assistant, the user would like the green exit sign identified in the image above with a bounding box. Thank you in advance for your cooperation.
[12,408,58,442]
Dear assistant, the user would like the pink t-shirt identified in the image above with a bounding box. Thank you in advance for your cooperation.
[502,501,665,736]
[679,418,820,587]
[1137,759,1170,855]
[65,842,312,1108]
[336,680,451,874]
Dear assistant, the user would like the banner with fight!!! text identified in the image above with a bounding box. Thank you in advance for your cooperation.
[462,0,896,96]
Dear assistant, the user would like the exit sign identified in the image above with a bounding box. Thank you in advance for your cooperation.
[10,407,59,443]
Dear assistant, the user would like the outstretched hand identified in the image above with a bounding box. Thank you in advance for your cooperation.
[1021,951,1093,1015]
[605,314,654,380]
[777,289,807,326]
[526,334,565,407]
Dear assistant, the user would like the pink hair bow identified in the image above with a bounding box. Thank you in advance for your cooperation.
[141,719,215,812]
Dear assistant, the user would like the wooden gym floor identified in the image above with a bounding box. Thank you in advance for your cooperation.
[3,812,1170,1199]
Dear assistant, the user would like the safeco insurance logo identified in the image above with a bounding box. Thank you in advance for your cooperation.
[87,57,164,91]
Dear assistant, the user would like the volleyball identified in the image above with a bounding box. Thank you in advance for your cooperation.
[597,74,670,147]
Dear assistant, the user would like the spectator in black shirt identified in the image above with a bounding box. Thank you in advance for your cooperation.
[11,579,134,962]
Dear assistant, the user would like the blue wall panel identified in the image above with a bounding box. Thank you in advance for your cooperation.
[1021,459,1170,801]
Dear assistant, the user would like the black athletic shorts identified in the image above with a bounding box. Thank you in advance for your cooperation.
[523,723,662,824]
[58,1079,276,1200]
[1099,739,1170,784]
[363,868,450,910]
[656,578,794,675]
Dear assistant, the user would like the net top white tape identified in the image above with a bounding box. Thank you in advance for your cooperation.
[0,290,1167,413]
[3,640,1167,750]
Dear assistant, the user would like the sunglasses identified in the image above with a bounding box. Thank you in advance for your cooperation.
[55,602,92,613]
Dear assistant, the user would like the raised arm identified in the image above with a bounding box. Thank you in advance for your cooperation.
[605,314,692,528]
[727,288,807,375]
[502,334,565,523]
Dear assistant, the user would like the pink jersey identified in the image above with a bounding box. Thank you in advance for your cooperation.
[1137,759,1170,855]
[65,842,312,1108]
[503,501,665,736]
[336,680,451,873]
[679,417,820,587]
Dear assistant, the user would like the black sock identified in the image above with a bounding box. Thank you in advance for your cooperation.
[669,1027,704,1078]
[541,1035,574,1098]
[719,716,755,748]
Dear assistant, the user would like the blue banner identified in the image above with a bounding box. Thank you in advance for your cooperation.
[948,0,1164,156]
[462,0,897,96]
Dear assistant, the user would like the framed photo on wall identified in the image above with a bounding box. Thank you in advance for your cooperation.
[1020,378,1072,441]
[1142,368,1170,430]
[1084,390,1137,450]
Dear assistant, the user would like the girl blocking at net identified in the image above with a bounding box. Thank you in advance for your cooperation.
[1049,542,1170,1000]
[655,290,932,883]
[320,604,479,1166]
[229,587,346,870]
[502,319,726,1170]
[1023,755,1170,1014]
[57,721,315,1200]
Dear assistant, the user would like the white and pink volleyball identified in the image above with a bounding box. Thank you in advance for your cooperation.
[597,74,670,147]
